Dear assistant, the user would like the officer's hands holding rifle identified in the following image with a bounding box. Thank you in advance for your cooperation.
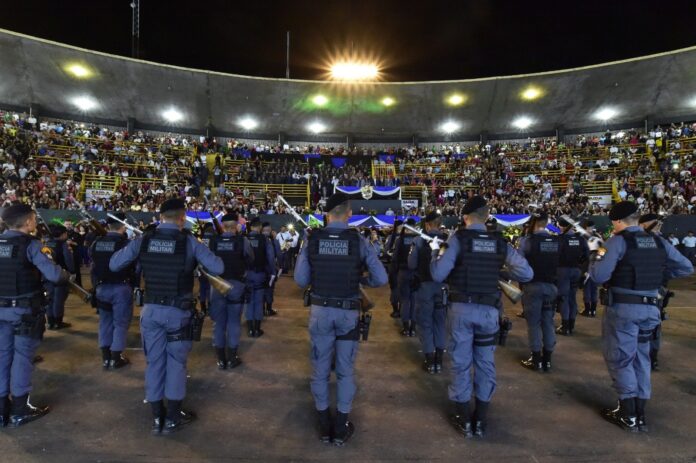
[72,198,107,237]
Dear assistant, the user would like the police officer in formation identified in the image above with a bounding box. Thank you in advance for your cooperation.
[391,218,418,336]
[385,219,403,319]
[262,222,280,317]
[430,196,532,437]
[89,212,136,369]
[45,224,75,329]
[245,218,276,337]
[0,204,70,427]
[294,193,388,446]
[581,220,600,317]
[208,212,254,369]
[588,201,692,432]
[407,211,448,373]
[109,198,223,434]
[555,217,590,335]
[519,213,560,372]
[198,222,216,314]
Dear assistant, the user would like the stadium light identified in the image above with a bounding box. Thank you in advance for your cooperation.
[162,107,184,123]
[238,117,258,131]
[71,95,98,111]
[308,121,326,134]
[329,62,379,81]
[521,86,543,101]
[381,97,395,107]
[65,63,93,79]
[513,116,533,129]
[447,93,465,106]
[595,107,618,121]
[312,94,329,107]
[440,120,461,134]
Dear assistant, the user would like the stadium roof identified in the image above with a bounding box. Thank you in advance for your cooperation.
[2,28,696,142]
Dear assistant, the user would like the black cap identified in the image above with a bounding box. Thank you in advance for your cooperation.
[462,196,487,215]
[261,222,271,228]
[221,212,238,223]
[106,212,126,225]
[1,204,33,222]
[639,213,660,224]
[609,201,638,221]
[160,198,186,214]
[405,218,416,226]
[325,192,350,213]
[249,217,261,228]
[49,224,67,237]
[558,217,571,227]
[424,211,441,223]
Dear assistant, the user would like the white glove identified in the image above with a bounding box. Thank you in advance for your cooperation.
[587,236,603,252]
[429,238,443,251]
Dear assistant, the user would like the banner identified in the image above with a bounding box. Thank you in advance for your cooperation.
[334,185,401,199]
[401,199,418,210]
[587,194,612,206]
[85,189,114,200]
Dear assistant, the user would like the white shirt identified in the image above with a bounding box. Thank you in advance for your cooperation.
[682,236,696,248]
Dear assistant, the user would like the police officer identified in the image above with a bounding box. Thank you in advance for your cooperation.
[589,202,692,432]
[209,213,254,369]
[45,224,75,329]
[518,212,559,372]
[430,196,532,438]
[581,220,600,317]
[246,218,275,337]
[294,193,388,446]
[407,211,448,373]
[110,198,223,435]
[555,217,589,335]
[385,219,402,318]
[0,204,70,427]
[262,222,280,317]
[89,212,136,370]
[198,222,216,315]
[391,218,418,336]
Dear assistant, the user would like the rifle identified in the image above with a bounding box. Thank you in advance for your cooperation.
[72,198,107,236]
[204,200,223,235]
[107,213,143,236]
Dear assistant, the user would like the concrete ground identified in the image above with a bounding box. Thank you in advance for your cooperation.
[2,272,696,462]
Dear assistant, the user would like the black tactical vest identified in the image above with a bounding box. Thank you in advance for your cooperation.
[559,232,585,267]
[247,233,267,272]
[398,235,417,269]
[308,228,362,299]
[45,238,67,270]
[200,230,215,248]
[91,234,133,284]
[447,229,507,296]
[210,234,246,281]
[526,234,560,283]
[0,234,43,297]
[417,232,447,282]
[610,231,667,290]
[139,228,193,299]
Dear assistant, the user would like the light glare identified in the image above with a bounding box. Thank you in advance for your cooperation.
[238,117,258,131]
[440,120,461,133]
[381,97,395,106]
[513,116,533,129]
[65,63,92,78]
[71,95,97,111]
[447,94,465,106]
[595,108,617,121]
[312,95,329,106]
[308,122,326,134]
[330,62,379,81]
[521,86,542,100]
[162,107,184,123]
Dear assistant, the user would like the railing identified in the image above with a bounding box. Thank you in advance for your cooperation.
[223,182,310,205]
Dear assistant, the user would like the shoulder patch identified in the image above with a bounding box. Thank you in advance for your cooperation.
[41,246,54,259]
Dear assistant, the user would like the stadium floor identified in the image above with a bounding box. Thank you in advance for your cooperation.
[2,271,696,462]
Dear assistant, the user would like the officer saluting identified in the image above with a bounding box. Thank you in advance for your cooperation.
[89,213,137,369]
[555,217,589,335]
[430,196,532,438]
[294,193,388,446]
[109,198,223,435]
[0,204,70,427]
[208,212,254,369]
[518,213,560,372]
[589,201,692,432]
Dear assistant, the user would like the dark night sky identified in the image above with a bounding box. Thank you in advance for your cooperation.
[1,0,695,81]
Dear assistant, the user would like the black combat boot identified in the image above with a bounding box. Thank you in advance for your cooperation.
[635,398,648,432]
[521,352,542,371]
[542,349,553,372]
[264,303,278,317]
[434,348,444,374]
[556,320,569,335]
[317,408,332,444]
[568,318,576,335]
[216,347,227,370]
[199,301,208,317]
[101,347,111,369]
[150,400,165,435]
[449,401,473,437]
[8,394,49,428]
[109,351,130,369]
[422,353,436,374]
[400,321,411,336]
[389,302,400,319]
[601,398,638,432]
[254,320,264,337]
[333,411,354,446]
[161,400,195,434]
[247,320,255,337]
[47,316,57,330]
[227,347,242,369]
[55,317,71,329]
[408,321,416,337]
[0,396,9,428]
[650,349,659,371]
[590,302,597,317]
[473,399,489,438]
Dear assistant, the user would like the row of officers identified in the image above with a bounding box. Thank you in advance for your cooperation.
[0,194,693,446]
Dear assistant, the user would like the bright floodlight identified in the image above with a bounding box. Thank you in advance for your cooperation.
[513,116,533,129]
[381,97,395,107]
[65,63,92,78]
[71,95,97,111]
[440,120,461,133]
[330,62,379,81]
[312,95,329,106]
[308,122,326,134]
[238,117,258,131]
[162,107,183,123]
[595,108,617,121]
[521,86,542,101]
[447,94,465,106]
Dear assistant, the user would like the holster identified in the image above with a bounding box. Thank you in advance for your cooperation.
[303,288,312,307]
[14,311,46,340]
[166,311,204,343]
[599,287,610,306]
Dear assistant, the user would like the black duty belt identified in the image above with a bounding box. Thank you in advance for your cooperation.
[310,295,361,310]
[143,294,195,311]
[0,296,44,309]
[611,293,659,306]
[449,293,500,307]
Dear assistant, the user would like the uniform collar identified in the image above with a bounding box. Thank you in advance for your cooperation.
[106,231,124,237]
[222,232,235,237]
[157,223,180,230]
[534,230,550,235]
[2,230,29,237]
[326,221,348,230]
[466,223,487,231]
[625,226,643,232]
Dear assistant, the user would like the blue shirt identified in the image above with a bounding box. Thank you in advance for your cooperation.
[430,223,533,283]
[109,223,224,275]
[1,230,66,285]
[294,222,388,289]
[589,225,693,296]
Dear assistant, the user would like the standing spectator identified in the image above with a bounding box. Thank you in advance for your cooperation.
[682,231,696,262]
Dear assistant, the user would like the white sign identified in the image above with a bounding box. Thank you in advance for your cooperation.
[401,199,418,210]
[85,189,114,200]
[588,194,612,206]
